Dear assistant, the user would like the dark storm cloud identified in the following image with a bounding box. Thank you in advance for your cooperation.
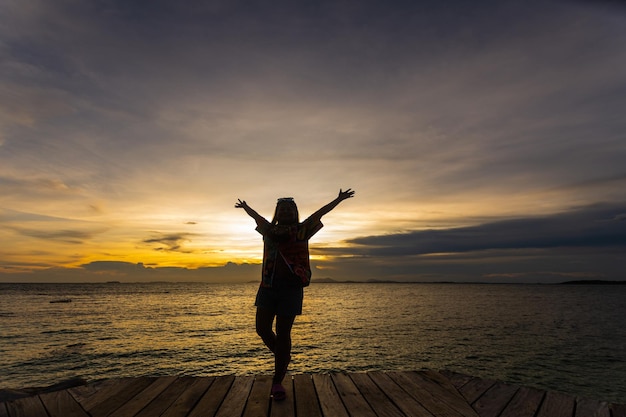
[346,203,626,256]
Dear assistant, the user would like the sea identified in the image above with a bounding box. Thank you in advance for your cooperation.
[1,282,625,403]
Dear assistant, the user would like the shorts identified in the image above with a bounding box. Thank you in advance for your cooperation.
[255,286,304,316]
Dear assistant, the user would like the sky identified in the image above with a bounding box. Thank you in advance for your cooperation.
[1,0,625,283]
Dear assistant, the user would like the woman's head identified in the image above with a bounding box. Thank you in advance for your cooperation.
[272,197,299,225]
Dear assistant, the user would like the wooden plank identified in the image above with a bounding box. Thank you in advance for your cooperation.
[242,375,272,417]
[5,396,48,417]
[458,377,496,404]
[92,377,166,417]
[575,398,610,417]
[89,377,156,417]
[367,372,435,417]
[415,370,480,417]
[109,376,178,417]
[188,375,235,417]
[610,403,626,417]
[421,370,467,394]
[134,377,197,417]
[331,373,377,417]
[161,377,215,417]
[471,382,519,417]
[270,376,295,417]
[293,374,322,417]
[214,375,254,417]
[349,372,405,417]
[402,371,480,417]
[39,389,89,417]
[311,374,349,417]
[68,378,124,409]
[536,390,575,417]
[387,371,467,417]
[499,386,545,417]
[439,370,474,391]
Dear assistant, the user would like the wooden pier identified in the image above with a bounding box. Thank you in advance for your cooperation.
[2,370,625,417]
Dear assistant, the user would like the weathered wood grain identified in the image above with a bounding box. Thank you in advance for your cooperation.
[133,377,197,417]
[331,373,378,417]
[39,389,89,417]
[409,371,480,417]
[610,403,626,417]
[242,374,272,417]
[187,375,234,417]
[214,375,254,417]
[109,376,177,417]
[471,381,519,417]
[367,371,435,417]
[68,378,133,412]
[499,386,545,417]
[421,370,467,397]
[161,377,215,417]
[439,370,473,391]
[457,377,496,405]
[575,397,610,417]
[67,379,117,403]
[536,390,575,417]
[293,374,322,417]
[348,372,405,417]
[312,373,349,417]
[387,371,469,417]
[5,396,48,417]
[87,377,155,417]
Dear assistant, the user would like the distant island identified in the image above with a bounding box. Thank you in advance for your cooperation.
[314,278,626,285]
[559,280,626,285]
[315,278,489,284]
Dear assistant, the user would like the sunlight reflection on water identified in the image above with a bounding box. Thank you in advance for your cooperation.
[1,282,624,402]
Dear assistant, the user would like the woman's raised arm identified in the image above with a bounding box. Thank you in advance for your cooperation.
[235,199,267,225]
[309,188,355,221]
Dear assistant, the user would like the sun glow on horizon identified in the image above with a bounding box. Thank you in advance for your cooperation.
[0,193,603,275]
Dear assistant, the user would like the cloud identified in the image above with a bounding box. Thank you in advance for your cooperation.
[345,203,626,257]
[0,176,82,197]
[1,208,106,244]
[0,207,67,222]
[142,232,199,253]
[7,227,100,244]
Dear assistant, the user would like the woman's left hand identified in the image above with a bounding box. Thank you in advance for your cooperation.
[338,188,355,201]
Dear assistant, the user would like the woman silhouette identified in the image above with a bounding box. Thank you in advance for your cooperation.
[235,188,355,400]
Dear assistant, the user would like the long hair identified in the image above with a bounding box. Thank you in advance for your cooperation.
[271,198,299,225]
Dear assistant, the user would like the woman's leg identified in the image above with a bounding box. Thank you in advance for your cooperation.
[274,315,295,384]
[256,307,276,353]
